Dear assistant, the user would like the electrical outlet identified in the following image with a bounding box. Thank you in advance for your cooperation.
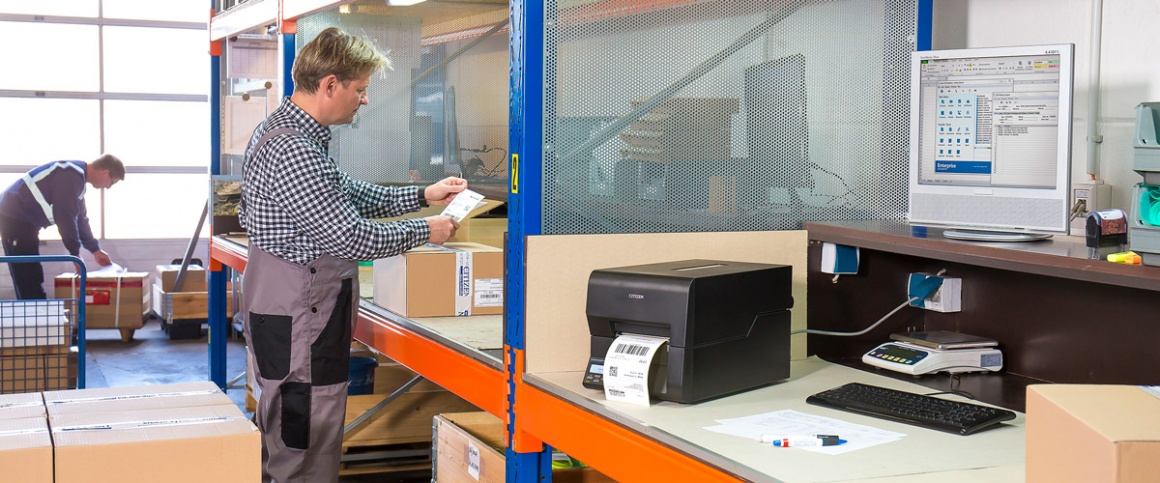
[907,272,961,312]
[923,277,962,312]
[1072,182,1112,232]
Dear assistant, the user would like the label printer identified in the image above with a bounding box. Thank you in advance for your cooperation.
[583,259,793,404]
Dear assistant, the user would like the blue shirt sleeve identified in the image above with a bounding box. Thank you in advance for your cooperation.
[50,174,93,256]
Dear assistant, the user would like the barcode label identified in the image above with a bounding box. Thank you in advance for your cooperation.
[615,344,649,356]
[474,278,503,307]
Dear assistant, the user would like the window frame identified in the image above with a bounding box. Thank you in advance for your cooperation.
[0,10,209,239]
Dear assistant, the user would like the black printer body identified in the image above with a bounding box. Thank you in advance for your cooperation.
[584,259,793,404]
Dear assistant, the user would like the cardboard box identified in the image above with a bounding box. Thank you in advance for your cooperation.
[155,264,207,293]
[373,242,503,317]
[434,412,616,483]
[0,392,44,420]
[0,350,76,394]
[0,300,70,349]
[0,417,53,483]
[1027,384,1160,483]
[344,390,478,447]
[43,381,231,420]
[41,349,78,391]
[1,354,44,394]
[51,404,259,483]
[54,272,150,332]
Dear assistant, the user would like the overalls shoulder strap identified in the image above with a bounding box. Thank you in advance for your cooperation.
[246,126,304,160]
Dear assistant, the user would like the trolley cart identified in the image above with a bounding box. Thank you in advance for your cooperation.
[0,255,86,393]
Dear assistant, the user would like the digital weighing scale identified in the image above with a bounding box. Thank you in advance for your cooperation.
[862,331,1004,375]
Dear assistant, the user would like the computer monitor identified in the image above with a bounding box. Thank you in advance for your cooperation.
[745,54,812,216]
[907,44,1075,241]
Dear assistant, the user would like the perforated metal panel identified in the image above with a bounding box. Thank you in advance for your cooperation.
[297,6,510,186]
[542,0,916,234]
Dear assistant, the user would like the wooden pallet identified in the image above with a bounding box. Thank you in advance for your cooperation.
[339,441,431,478]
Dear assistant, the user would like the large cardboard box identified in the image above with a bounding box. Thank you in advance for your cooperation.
[0,392,44,419]
[155,264,207,293]
[434,412,615,483]
[54,271,150,333]
[0,417,53,483]
[373,242,503,317]
[1027,384,1160,483]
[51,404,259,483]
[43,381,231,420]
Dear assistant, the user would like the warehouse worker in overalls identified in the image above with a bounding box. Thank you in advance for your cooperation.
[0,155,123,299]
[239,27,465,483]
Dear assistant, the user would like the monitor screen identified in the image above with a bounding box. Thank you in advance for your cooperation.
[908,44,1075,239]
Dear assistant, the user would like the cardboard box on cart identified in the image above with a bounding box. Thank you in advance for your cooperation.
[54,271,150,342]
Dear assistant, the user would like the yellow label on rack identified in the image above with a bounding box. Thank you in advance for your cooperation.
[511,154,519,194]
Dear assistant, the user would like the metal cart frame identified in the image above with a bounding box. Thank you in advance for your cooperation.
[0,255,86,393]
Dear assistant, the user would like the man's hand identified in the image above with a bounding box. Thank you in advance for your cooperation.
[92,250,113,267]
[424,177,468,206]
[425,216,460,245]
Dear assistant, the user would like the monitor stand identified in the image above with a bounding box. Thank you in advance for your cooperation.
[942,229,1052,243]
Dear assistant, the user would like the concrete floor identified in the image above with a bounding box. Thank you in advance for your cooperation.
[83,317,428,483]
[83,316,249,412]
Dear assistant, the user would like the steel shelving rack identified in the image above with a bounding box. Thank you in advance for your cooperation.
[207,2,934,482]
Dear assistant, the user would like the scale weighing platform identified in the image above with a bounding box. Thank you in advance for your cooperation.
[862,331,1004,376]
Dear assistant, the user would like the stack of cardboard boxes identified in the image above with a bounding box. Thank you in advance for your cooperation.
[619,97,739,164]
[1,301,77,393]
[0,382,259,483]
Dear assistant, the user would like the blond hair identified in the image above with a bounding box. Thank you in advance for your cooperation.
[292,27,391,94]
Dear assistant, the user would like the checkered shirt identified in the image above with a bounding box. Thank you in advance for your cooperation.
[239,98,430,266]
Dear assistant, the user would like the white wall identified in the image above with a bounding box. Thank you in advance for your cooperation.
[0,238,211,300]
[933,0,1160,213]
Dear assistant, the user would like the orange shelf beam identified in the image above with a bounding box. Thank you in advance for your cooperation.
[354,309,506,418]
[515,381,741,483]
[210,236,248,272]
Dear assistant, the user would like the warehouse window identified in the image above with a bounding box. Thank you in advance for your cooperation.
[0,1,208,239]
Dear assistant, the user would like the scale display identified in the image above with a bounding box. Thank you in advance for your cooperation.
[863,341,1003,376]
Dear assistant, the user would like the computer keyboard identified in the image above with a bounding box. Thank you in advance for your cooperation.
[806,382,1017,435]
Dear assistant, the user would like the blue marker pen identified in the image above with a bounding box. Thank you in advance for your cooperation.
[761,434,847,447]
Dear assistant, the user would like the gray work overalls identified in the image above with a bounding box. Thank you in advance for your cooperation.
[243,238,358,482]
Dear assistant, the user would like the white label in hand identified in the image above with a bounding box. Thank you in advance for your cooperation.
[441,189,485,222]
